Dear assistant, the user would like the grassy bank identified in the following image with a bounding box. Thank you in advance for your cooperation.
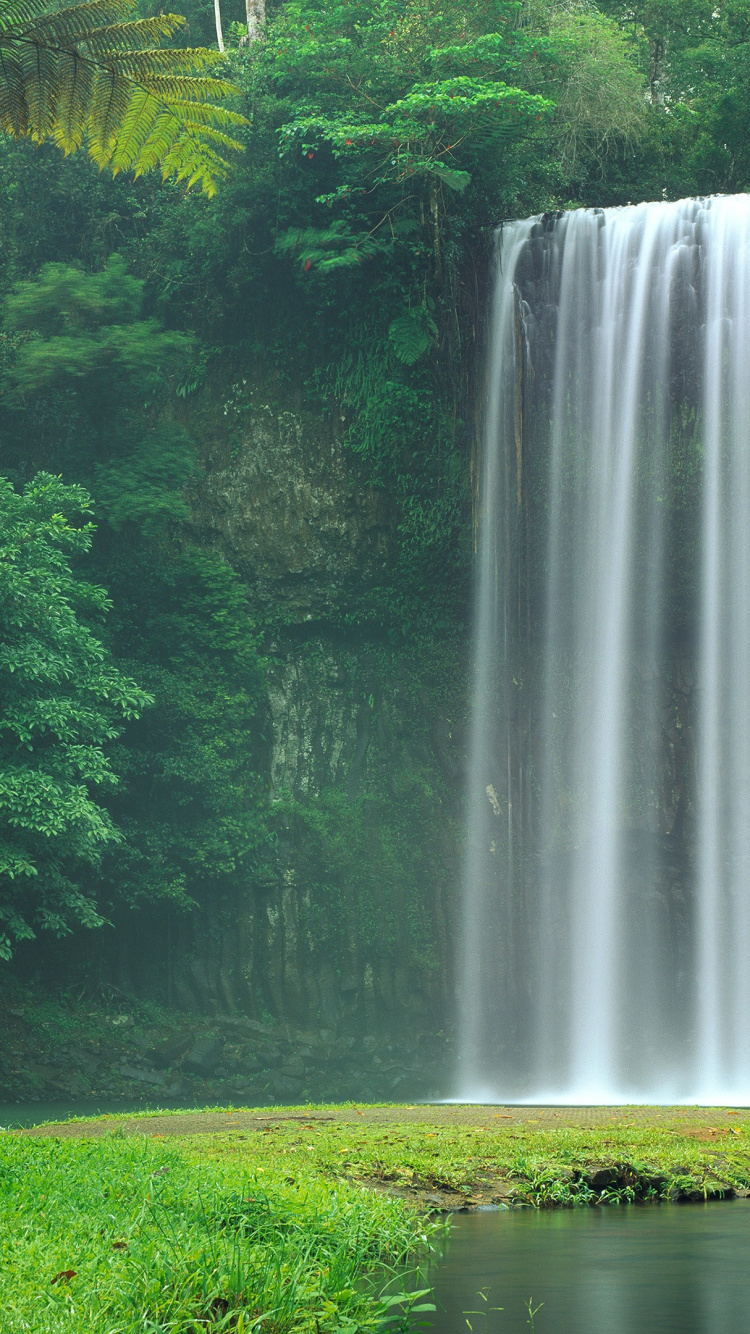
[0,1129,440,1333]
[22,1102,750,1206]
[5,1103,750,1329]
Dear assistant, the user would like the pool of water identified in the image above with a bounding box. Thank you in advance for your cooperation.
[426,1204,750,1334]
[0,1097,236,1128]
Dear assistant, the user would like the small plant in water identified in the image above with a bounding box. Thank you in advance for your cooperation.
[526,1297,544,1329]
[380,1286,436,1330]
[464,1285,503,1333]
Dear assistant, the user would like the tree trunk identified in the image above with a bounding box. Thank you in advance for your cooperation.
[649,37,665,105]
[430,183,442,279]
[245,0,265,42]
[214,0,224,51]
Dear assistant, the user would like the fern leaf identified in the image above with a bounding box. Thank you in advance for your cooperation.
[0,0,246,192]
[51,46,93,151]
[388,307,438,365]
[0,0,58,33]
[79,18,187,53]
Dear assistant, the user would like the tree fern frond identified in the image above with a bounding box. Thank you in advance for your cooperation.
[0,0,246,192]
[80,30,215,61]
[0,0,53,34]
[118,72,236,101]
[8,0,134,39]
[0,46,25,129]
[21,41,59,139]
[150,101,245,132]
[51,47,93,150]
[104,80,154,161]
[78,17,188,53]
[87,64,132,145]
[30,9,182,46]
[127,82,245,114]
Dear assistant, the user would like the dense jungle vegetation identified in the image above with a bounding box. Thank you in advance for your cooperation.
[1,0,748,990]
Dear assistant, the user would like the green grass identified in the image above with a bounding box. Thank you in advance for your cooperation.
[160,1108,750,1206]
[0,1132,441,1333]
[5,1105,750,1330]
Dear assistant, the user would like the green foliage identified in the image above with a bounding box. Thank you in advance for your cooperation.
[275,220,381,270]
[92,423,196,534]
[2,254,193,398]
[0,253,271,934]
[537,8,647,170]
[0,0,247,195]
[0,1132,436,1332]
[598,0,750,196]
[0,473,150,957]
[101,547,270,914]
[388,305,438,364]
[265,0,553,275]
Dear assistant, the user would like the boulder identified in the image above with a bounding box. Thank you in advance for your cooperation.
[271,1074,303,1098]
[147,1034,194,1069]
[183,1036,224,1077]
[238,1053,264,1075]
[119,1064,166,1087]
[577,1164,620,1191]
[280,1057,306,1078]
[258,1046,283,1068]
[163,1078,189,1100]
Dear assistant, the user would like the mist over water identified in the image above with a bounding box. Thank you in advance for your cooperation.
[458,194,750,1104]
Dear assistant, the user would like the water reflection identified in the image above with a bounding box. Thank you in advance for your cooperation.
[426,1205,750,1333]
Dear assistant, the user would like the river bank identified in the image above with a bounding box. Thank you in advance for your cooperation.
[15,1103,750,1211]
[4,1104,750,1330]
[0,1125,440,1333]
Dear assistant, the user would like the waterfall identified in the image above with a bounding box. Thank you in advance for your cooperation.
[458,194,750,1104]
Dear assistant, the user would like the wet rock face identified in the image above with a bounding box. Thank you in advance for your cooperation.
[135,396,465,1042]
[66,391,465,1047]
[191,403,397,621]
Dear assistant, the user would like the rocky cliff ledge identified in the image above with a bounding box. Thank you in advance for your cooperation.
[111,385,468,1046]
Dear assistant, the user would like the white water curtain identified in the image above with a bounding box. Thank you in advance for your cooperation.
[458,195,750,1104]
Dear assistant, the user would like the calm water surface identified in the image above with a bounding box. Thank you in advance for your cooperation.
[427,1205,750,1334]
[0,1098,234,1128]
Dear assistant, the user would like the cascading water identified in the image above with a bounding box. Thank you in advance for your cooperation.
[458,194,750,1104]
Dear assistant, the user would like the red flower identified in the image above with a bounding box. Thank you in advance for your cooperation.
[304,260,312,270]
[307,151,314,158]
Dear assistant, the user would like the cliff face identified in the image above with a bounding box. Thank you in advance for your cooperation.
[191,399,397,622]
[149,384,467,1044]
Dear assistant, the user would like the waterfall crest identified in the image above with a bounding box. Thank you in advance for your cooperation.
[458,194,750,1104]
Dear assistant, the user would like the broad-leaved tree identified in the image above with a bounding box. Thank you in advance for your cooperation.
[0,472,150,957]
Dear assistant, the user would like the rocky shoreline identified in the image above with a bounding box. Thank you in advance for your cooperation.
[0,993,450,1107]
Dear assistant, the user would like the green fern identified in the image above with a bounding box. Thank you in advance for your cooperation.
[275,221,379,271]
[388,306,438,365]
[0,0,246,194]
